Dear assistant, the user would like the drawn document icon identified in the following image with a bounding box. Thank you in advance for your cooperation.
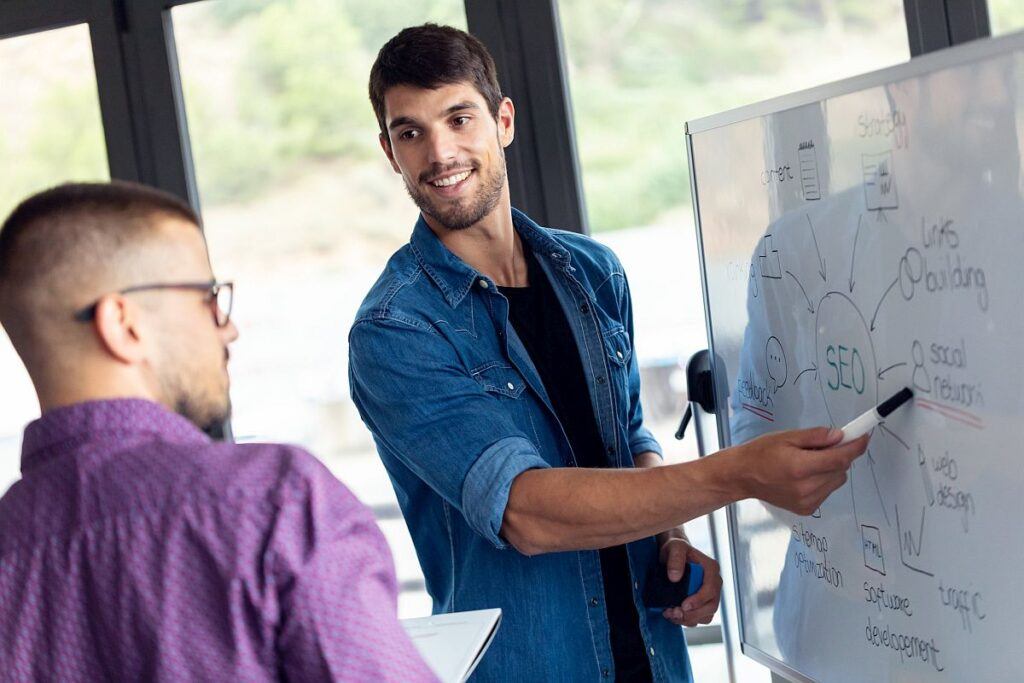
[798,141,821,200]
[862,150,899,210]
[861,524,885,576]
[758,234,782,279]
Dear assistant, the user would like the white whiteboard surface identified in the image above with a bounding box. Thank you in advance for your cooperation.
[687,30,1024,683]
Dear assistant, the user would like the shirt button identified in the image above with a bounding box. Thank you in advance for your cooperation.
[607,445,615,455]
[596,376,606,385]
[590,597,598,607]
[634,581,639,590]
[479,279,489,289]
[601,668,610,678]
[616,350,624,360]
[649,647,656,657]
[507,382,515,390]
[580,303,590,314]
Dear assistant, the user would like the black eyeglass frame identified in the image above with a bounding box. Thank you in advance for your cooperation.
[73,280,235,327]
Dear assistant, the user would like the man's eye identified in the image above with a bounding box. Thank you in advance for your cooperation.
[453,116,470,126]
[399,129,419,140]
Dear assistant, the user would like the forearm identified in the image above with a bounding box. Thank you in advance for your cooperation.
[501,449,745,555]
[634,451,689,541]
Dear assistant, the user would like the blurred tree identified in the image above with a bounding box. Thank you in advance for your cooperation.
[246,0,376,160]
[560,0,907,230]
[0,83,106,217]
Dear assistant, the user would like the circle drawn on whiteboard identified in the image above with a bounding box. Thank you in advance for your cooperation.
[814,291,879,428]
[766,336,788,394]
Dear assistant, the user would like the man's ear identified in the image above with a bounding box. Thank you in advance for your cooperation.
[379,133,401,174]
[92,295,147,365]
[497,97,515,148]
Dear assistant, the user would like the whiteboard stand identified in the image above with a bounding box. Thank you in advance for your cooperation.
[686,350,773,683]
[683,351,756,683]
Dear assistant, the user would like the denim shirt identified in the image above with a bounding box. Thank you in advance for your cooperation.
[349,209,692,682]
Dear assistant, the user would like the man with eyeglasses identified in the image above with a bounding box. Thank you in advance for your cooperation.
[0,182,437,682]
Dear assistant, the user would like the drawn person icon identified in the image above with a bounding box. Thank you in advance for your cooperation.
[911,339,932,393]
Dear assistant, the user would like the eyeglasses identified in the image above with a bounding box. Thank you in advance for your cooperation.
[73,280,235,328]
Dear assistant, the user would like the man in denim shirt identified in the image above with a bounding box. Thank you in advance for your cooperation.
[349,25,868,682]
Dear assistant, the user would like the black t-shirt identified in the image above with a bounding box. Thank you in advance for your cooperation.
[500,245,653,682]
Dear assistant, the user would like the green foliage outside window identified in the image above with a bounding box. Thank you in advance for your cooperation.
[559,0,909,231]
[0,82,107,219]
[180,0,464,206]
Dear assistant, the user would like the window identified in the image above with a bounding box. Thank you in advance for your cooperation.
[172,0,466,617]
[989,0,1024,35]
[558,2,910,680]
[0,25,109,495]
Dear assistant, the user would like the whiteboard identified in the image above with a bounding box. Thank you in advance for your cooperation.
[687,31,1024,683]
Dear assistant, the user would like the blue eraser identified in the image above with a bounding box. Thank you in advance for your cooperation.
[685,561,704,597]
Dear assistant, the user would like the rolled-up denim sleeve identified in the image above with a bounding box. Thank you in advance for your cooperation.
[349,317,550,549]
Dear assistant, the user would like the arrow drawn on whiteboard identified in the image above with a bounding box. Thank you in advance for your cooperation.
[918,445,935,506]
[848,214,862,293]
[795,364,817,384]
[870,277,898,331]
[867,449,892,527]
[805,215,827,281]
[785,270,815,314]
[849,463,861,530]
[879,422,910,450]
[878,361,907,380]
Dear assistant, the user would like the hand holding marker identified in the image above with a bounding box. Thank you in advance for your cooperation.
[838,387,914,445]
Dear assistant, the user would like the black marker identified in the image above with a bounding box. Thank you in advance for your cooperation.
[838,387,914,445]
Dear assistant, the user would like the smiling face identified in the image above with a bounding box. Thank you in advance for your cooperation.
[380,82,514,231]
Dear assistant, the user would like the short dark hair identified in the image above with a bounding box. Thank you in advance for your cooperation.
[0,180,198,284]
[0,181,201,338]
[368,23,503,139]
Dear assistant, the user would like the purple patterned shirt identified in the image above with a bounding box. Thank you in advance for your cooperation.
[0,399,437,682]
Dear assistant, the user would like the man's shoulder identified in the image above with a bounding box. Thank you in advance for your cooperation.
[181,440,362,515]
[353,242,440,330]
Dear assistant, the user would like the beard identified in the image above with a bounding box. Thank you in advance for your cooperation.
[157,353,232,435]
[405,152,506,231]
[174,392,231,436]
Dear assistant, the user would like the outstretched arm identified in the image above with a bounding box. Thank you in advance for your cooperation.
[500,427,868,555]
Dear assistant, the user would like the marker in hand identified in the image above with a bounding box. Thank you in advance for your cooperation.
[838,387,914,445]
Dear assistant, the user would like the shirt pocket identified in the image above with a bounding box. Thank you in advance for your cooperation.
[602,326,633,370]
[469,361,527,399]
[470,361,547,450]
[602,327,633,420]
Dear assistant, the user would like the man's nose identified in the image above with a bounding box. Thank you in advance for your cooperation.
[426,127,458,166]
[223,319,240,344]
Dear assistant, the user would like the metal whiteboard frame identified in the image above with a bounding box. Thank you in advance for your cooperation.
[685,27,1024,683]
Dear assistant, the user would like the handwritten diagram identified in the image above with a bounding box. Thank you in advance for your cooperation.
[691,42,1024,683]
[731,194,999,680]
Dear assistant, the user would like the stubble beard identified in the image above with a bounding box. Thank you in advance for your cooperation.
[158,353,232,435]
[406,152,507,232]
